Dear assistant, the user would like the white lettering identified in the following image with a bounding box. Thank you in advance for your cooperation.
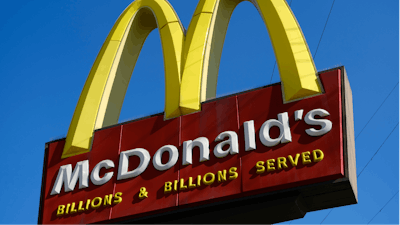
[90,160,114,186]
[50,108,335,195]
[214,131,239,158]
[182,137,210,165]
[50,160,89,195]
[244,120,256,151]
[117,148,150,180]
[304,109,332,136]
[153,145,179,171]
[259,112,292,147]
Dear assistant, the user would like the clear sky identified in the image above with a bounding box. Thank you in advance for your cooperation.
[0,0,398,224]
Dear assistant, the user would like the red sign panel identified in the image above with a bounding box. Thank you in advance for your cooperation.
[39,69,345,224]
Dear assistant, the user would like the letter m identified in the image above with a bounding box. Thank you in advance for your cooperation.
[50,160,89,195]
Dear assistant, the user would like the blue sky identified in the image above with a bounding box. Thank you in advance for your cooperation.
[0,0,398,224]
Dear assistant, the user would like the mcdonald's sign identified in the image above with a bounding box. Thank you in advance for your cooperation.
[38,0,357,223]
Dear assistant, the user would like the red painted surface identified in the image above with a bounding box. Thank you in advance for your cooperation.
[42,125,121,224]
[179,96,241,206]
[111,114,180,220]
[238,69,343,195]
[40,69,345,224]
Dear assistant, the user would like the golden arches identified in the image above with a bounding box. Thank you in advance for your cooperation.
[62,0,184,158]
[62,0,321,158]
[179,0,322,114]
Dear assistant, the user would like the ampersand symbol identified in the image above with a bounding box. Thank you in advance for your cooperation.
[138,187,148,199]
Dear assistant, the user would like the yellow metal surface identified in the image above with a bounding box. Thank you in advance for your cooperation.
[193,0,218,15]
[63,0,321,158]
[254,0,321,101]
[62,0,184,158]
[180,12,214,114]
[179,0,321,113]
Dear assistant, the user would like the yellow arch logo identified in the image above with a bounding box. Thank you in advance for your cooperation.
[62,0,322,158]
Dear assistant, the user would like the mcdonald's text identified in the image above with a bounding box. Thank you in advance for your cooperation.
[40,69,356,224]
[50,108,332,195]
[38,0,357,220]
